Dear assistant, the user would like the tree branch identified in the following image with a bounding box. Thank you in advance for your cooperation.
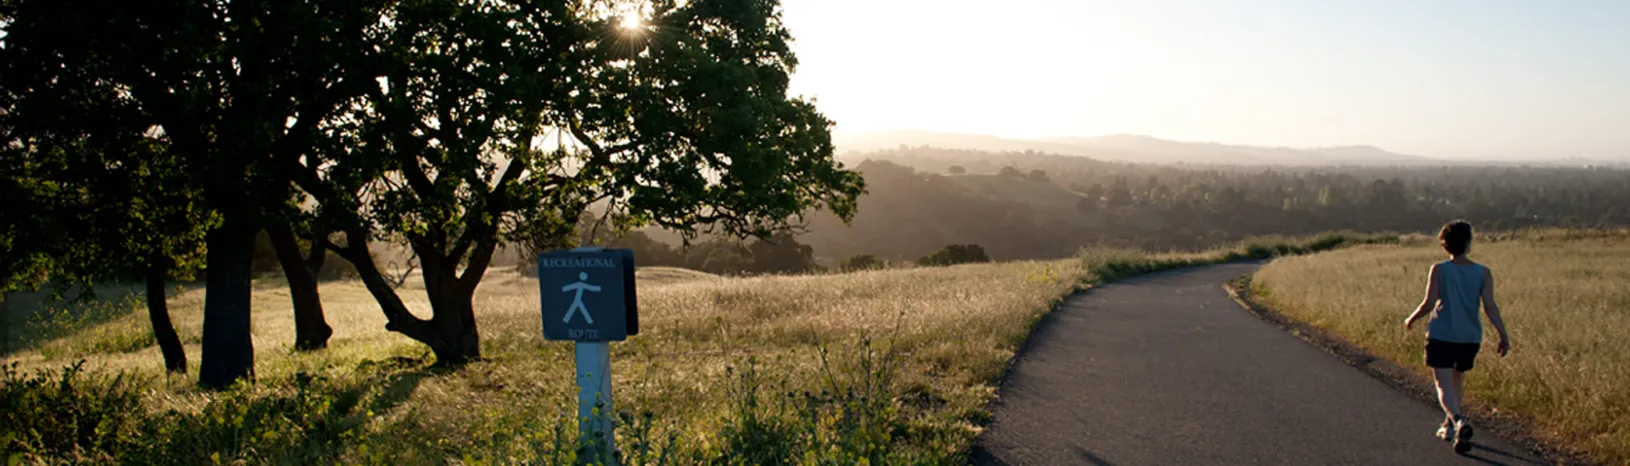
[305,226,330,270]
[397,153,438,201]
[320,237,348,255]
[447,152,531,266]
[272,79,348,163]
[566,118,637,175]
[456,235,499,292]
[276,157,339,204]
[334,227,438,344]
[587,197,621,244]
[386,250,418,289]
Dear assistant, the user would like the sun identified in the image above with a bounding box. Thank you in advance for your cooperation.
[618,12,643,31]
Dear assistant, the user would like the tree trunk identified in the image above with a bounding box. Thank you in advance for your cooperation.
[198,208,256,389]
[428,291,480,366]
[419,248,480,366]
[268,223,331,351]
[332,229,482,367]
[143,260,187,374]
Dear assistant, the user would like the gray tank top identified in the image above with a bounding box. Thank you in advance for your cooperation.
[1427,261,1486,343]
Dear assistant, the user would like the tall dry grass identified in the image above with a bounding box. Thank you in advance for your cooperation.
[1252,230,1630,464]
[2,231,1389,464]
[4,259,1083,464]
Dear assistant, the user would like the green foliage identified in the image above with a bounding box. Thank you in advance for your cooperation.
[675,239,752,277]
[0,36,212,295]
[140,372,385,465]
[1,361,146,463]
[40,327,154,360]
[1079,231,1398,282]
[917,244,991,267]
[0,358,431,465]
[697,338,939,465]
[231,0,869,363]
[1,339,963,466]
[296,0,866,256]
[745,233,822,276]
[2,0,394,387]
[712,360,802,464]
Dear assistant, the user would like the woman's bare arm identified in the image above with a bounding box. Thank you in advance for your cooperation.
[1483,267,1512,355]
[1404,263,1441,329]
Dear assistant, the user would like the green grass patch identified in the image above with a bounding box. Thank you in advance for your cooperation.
[4,287,146,358]
[1082,230,1397,282]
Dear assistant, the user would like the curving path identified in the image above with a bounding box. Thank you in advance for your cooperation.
[972,262,1550,466]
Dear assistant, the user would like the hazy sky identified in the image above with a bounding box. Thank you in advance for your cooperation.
[778,0,1630,160]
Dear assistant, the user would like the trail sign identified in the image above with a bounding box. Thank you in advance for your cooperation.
[537,248,638,341]
[537,247,640,465]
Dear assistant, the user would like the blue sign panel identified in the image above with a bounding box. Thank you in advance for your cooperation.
[538,248,638,341]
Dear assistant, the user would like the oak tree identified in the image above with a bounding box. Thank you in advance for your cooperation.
[281,0,863,365]
[0,18,210,373]
[1,0,390,387]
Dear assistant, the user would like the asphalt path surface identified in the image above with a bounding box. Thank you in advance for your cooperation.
[972,262,1549,466]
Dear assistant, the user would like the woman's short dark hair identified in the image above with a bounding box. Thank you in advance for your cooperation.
[1439,220,1473,256]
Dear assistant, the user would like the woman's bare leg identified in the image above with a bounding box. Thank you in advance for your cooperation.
[1451,369,1466,414]
[1433,367,1462,420]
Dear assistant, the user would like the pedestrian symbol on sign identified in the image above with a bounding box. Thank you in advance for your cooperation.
[562,272,601,324]
[538,247,635,341]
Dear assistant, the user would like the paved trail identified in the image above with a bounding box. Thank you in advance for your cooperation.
[973,263,1549,466]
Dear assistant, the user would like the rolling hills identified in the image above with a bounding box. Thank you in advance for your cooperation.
[836,130,1446,166]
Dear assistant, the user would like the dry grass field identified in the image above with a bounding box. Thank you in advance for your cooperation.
[1,232,1385,464]
[1251,229,1630,465]
[4,259,1084,464]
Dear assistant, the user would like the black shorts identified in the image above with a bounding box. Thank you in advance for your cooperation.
[1425,339,1481,372]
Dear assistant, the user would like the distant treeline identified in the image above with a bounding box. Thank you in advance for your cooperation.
[522,146,1630,274]
[778,147,1630,262]
[504,215,993,276]
[241,144,1630,277]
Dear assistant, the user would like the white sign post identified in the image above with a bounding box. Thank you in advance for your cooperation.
[575,340,615,462]
[538,247,638,465]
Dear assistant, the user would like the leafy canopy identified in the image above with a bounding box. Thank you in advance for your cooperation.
[287,0,864,272]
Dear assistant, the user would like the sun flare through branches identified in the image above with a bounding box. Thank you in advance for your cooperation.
[618,11,643,32]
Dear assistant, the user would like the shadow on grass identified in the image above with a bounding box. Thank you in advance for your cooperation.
[143,359,436,465]
[279,368,430,461]
[2,286,143,357]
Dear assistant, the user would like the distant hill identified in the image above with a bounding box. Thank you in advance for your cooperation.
[834,131,1443,166]
[944,174,1095,227]
[627,145,1629,267]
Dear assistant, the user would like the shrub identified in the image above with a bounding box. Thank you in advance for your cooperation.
[841,254,885,271]
[1,361,146,463]
[917,244,990,267]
